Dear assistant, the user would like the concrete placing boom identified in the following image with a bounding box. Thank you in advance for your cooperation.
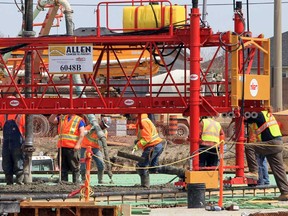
[0,0,271,197]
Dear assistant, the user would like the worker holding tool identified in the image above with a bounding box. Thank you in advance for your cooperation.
[80,116,112,184]
[199,116,225,168]
[245,107,288,201]
[247,122,270,186]
[48,114,85,184]
[131,113,165,187]
[2,113,25,185]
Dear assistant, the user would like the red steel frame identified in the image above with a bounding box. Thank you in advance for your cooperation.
[0,0,270,183]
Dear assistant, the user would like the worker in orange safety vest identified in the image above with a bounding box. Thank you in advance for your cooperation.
[131,113,165,188]
[2,114,25,185]
[245,108,288,201]
[49,114,85,184]
[80,116,111,184]
[199,117,225,168]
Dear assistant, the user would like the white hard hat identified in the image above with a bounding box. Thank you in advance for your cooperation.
[102,117,111,128]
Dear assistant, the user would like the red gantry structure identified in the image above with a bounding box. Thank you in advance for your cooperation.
[0,0,271,187]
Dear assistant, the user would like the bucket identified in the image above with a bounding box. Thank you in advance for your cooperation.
[187,183,206,208]
[168,115,178,136]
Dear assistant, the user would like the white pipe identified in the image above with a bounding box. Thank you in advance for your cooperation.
[244,112,251,119]
[221,113,227,118]
[251,112,258,119]
[228,112,235,118]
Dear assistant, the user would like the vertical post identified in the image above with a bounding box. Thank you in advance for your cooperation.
[273,0,282,111]
[235,111,245,177]
[23,0,36,184]
[218,140,224,207]
[85,147,92,202]
[233,1,245,178]
[189,4,201,170]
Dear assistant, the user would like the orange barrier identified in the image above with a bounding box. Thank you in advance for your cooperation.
[168,115,178,136]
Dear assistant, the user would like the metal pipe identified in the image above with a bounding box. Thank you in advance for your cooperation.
[58,0,74,36]
[244,112,251,119]
[227,112,235,118]
[221,113,227,118]
[201,0,208,27]
[23,0,36,184]
[251,112,258,118]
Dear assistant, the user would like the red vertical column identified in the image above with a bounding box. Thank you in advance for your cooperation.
[189,7,201,171]
[234,2,245,178]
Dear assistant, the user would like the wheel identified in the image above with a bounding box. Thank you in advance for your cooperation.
[176,123,189,138]
[33,114,50,137]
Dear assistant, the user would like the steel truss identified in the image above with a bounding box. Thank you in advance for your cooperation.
[0,1,270,178]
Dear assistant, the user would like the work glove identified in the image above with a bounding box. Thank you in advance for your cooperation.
[98,137,106,148]
[132,140,139,154]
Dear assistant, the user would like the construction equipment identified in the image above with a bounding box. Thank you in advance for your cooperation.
[0,0,272,198]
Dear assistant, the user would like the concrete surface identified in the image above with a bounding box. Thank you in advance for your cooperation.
[133,206,288,216]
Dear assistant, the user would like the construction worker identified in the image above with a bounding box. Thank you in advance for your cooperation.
[1,114,25,185]
[80,116,111,184]
[131,113,165,187]
[48,114,85,184]
[199,117,225,167]
[245,108,288,201]
[248,123,270,185]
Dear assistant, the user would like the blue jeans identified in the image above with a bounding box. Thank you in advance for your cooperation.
[80,147,105,175]
[137,142,164,175]
[257,154,270,185]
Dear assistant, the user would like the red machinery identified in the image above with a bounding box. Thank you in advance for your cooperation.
[0,0,270,187]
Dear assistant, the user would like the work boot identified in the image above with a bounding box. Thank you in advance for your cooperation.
[5,174,14,185]
[15,173,24,185]
[245,172,259,180]
[61,172,69,182]
[140,174,150,188]
[98,170,107,184]
[72,172,80,184]
[278,194,288,201]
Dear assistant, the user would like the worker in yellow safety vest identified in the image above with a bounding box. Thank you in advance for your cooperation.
[245,108,288,201]
[248,123,270,186]
[199,117,225,168]
[131,113,165,188]
[49,114,85,184]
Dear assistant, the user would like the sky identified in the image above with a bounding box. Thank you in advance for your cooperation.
[0,0,287,39]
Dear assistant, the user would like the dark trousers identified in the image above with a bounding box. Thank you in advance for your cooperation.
[2,142,24,180]
[58,148,80,182]
[199,145,219,167]
[245,138,288,194]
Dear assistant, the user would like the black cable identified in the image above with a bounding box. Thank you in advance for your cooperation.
[149,2,159,28]
[0,43,28,54]
[246,0,250,32]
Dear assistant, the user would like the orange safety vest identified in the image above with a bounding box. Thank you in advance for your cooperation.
[57,115,82,148]
[81,124,108,149]
[248,123,261,143]
[5,114,25,137]
[136,114,162,150]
